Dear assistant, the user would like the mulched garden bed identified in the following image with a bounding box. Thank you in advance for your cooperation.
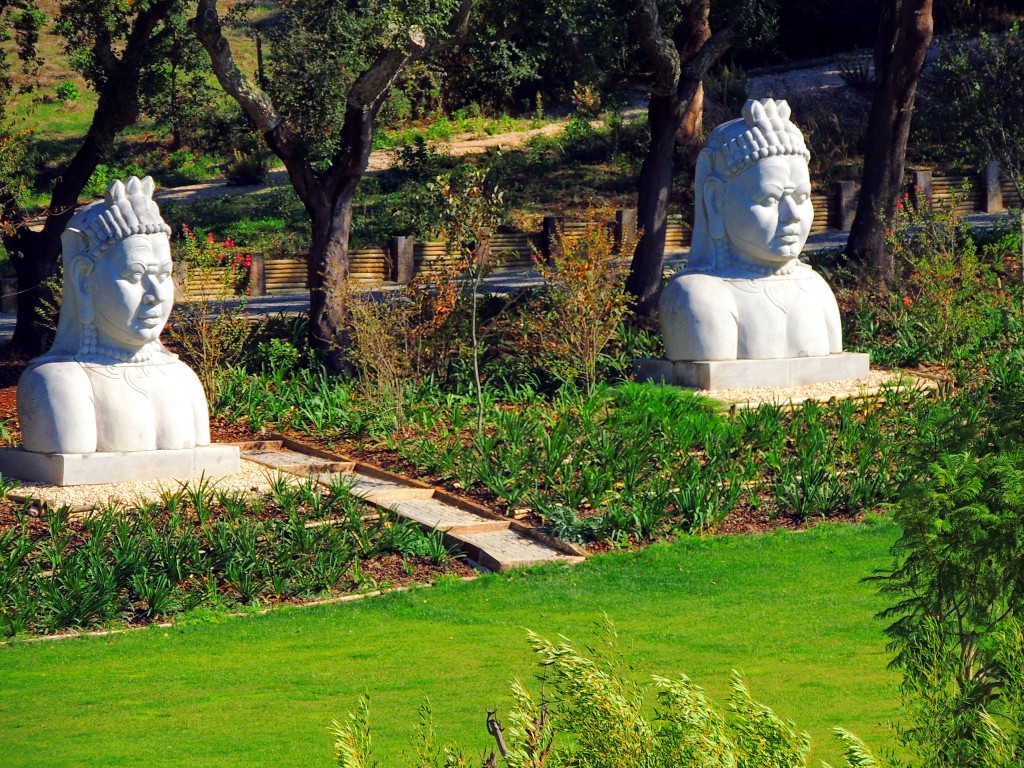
[0,355,883,550]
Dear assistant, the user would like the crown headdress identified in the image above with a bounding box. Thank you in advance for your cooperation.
[68,176,171,257]
[714,99,810,177]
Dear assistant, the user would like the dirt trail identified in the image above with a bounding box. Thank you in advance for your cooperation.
[154,59,858,207]
[156,121,572,206]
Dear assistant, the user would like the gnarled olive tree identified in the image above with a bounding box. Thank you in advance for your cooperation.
[192,0,472,372]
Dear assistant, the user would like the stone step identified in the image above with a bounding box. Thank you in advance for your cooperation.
[240,443,356,475]
[455,528,586,572]
[383,496,511,534]
[235,437,589,573]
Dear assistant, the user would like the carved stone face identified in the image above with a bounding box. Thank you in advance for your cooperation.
[723,155,813,266]
[89,233,174,351]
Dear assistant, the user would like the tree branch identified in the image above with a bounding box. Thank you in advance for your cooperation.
[680,27,736,80]
[191,0,283,134]
[191,0,319,205]
[486,709,510,758]
[347,31,426,113]
[634,0,680,97]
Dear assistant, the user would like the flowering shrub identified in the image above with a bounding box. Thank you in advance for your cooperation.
[177,225,253,294]
[844,186,1021,376]
[170,224,256,397]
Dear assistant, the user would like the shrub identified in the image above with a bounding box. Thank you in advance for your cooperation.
[874,449,1024,767]
[533,219,631,393]
[54,80,79,103]
[83,163,146,199]
[842,187,1020,375]
[332,621,880,768]
[224,148,271,186]
[168,224,256,398]
[345,289,417,431]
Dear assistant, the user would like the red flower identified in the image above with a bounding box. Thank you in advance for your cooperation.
[903,296,913,307]
[224,238,235,248]
[207,232,215,244]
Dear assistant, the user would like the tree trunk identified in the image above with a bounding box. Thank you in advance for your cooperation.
[2,0,174,353]
[192,0,471,373]
[7,229,59,352]
[627,92,685,317]
[627,0,731,318]
[675,80,704,164]
[307,196,354,375]
[4,92,135,352]
[845,0,934,285]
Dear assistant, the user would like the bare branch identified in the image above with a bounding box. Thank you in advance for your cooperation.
[486,709,510,758]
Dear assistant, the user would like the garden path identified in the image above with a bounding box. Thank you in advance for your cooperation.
[239,436,588,572]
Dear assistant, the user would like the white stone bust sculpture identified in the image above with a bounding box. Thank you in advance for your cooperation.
[659,99,843,361]
[17,176,211,454]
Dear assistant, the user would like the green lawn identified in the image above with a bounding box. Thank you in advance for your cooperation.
[0,522,900,767]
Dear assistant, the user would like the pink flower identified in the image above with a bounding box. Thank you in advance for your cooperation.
[207,232,215,244]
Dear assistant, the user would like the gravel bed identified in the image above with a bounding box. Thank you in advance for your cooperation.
[698,369,936,409]
[9,458,304,513]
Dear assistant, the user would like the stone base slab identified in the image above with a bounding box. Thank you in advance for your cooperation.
[0,445,241,487]
[635,353,871,391]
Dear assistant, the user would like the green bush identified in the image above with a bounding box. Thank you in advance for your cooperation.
[224,148,271,186]
[83,162,146,199]
[0,482,458,637]
[842,187,1022,377]
[54,80,79,103]
[332,621,880,768]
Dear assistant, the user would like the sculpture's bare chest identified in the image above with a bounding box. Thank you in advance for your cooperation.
[84,364,200,451]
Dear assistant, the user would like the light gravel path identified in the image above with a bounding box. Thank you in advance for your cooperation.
[8,458,294,513]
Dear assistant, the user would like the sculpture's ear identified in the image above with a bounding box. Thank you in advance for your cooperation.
[704,177,726,240]
[71,256,95,324]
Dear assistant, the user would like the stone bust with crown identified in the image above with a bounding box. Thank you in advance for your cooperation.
[642,99,868,390]
[0,177,239,485]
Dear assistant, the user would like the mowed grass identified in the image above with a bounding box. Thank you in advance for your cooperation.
[0,521,900,767]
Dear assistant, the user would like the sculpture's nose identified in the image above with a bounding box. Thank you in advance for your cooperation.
[780,194,800,223]
[141,275,160,303]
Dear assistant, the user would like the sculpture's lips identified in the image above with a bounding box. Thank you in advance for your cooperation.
[778,233,801,245]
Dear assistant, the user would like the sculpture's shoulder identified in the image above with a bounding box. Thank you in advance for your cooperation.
[18,358,97,453]
[660,270,738,314]
[19,358,92,403]
[156,356,203,387]
[660,271,741,362]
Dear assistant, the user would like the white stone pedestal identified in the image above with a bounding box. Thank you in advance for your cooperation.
[634,353,870,391]
[0,444,241,486]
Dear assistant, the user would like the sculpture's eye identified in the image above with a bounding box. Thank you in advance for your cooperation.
[793,191,810,204]
[759,194,779,207]
[157,271,171,283]
[122,271,144,284]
